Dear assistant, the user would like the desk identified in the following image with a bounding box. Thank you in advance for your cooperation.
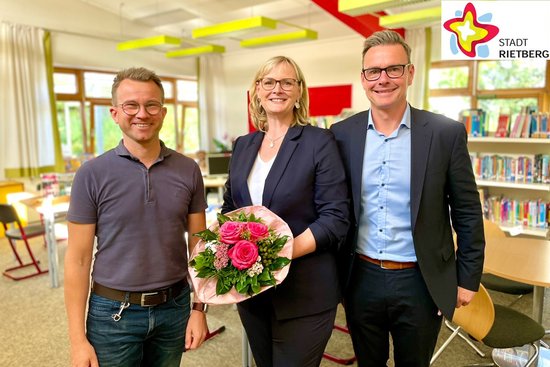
[484,237,550,324]
[203,176,227,203]
[484,237,550,366]
[20,195,70,288]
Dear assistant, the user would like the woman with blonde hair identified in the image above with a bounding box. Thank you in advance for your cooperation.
[221,56,350,367]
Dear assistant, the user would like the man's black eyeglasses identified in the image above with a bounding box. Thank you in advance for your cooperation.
[116,102,163,116]
[361,64,411,82]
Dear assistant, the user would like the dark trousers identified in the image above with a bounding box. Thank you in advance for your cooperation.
[345,258,442,367]
[237,295,337,367]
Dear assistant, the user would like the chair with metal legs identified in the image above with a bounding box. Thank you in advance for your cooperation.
[432,219,535,365]
[431,284,545,366]
[0,204,48,280]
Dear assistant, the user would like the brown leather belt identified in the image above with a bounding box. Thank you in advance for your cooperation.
[358,254,417,270]
[92,280,187,307]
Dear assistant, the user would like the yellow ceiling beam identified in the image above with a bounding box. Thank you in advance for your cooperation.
[240,29,318,48]
[192,16,278,39]
[165,44,226,58]
[117,35,181,51]
[379,6,441,29]
[338,0,427,16]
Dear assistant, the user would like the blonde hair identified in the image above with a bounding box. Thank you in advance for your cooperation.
[111,67,164,105]
[248,56,310,132]
[362,30,412,63]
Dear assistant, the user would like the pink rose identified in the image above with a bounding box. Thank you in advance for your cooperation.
[219,221,244,244]
[247,222,269,241]
[227,240,259,270]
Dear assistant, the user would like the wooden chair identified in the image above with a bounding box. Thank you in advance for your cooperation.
[432,284,545,366]
[0,204,48,280]
[432,220,536,365]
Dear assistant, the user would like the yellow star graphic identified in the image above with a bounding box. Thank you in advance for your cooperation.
[448,12,489,53]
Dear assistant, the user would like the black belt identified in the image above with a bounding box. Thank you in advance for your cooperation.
[92,280,187,307]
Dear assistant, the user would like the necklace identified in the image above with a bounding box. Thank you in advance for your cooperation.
[265,133,285,148]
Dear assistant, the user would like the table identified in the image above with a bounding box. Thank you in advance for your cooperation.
[483,237,550,324]
[203,175,227,203]
[483,237,550,366]
[20,195,70,288]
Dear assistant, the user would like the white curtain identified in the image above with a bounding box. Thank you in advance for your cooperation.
[0,22,55,179]
[198,54,227,152]
[405,27,432,110]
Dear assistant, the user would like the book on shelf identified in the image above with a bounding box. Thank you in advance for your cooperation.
[495,112,510,137]
[530,112,550,139]
[459,109,486,137]
[484,196,548,229]
[509,107,527,138]
[470,152,544,184]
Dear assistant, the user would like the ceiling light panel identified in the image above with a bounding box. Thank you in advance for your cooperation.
[240,29,318,48]
[378,6,441,29]
[192,16,278,39]
[338,0,430,16]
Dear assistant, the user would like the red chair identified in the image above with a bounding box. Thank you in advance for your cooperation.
[323,324,357,365]
[0,204,48,280]
[205,324,226,341]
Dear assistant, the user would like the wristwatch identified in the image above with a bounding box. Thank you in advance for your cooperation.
[192,302,208,313]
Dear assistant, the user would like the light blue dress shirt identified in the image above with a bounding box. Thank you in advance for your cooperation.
[356,106,416,262]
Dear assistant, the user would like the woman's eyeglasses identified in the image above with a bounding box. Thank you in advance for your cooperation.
[258,78,300,91]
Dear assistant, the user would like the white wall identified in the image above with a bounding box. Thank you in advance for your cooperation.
[1,0,196,76]
[222,35,368,140]
[1,0,380,157]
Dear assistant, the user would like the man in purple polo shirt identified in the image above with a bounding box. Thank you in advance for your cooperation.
[64,67,208,367]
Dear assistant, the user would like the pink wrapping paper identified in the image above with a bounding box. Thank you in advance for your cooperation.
[189,205,294,305]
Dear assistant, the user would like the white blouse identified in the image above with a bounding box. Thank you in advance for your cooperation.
[247,153,276,205]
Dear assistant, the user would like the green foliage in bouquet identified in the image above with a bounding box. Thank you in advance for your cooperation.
[190,212,291,296]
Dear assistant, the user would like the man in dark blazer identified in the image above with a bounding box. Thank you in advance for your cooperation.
[330,30,485,366]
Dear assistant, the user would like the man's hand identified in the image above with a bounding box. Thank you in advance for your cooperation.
[456,286,476,308]
[70,339,99,367]
[185,310,208,350]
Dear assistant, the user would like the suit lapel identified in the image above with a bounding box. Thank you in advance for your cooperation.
[410,108,432,232]
[262,126,302,207]
[233,132,263,206]
[350,112,369,221]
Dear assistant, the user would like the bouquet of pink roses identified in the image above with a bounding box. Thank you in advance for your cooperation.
[189,206,293,304]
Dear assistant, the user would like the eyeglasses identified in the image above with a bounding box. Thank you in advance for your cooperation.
[116,101,163,116]
[258,78,300,91]
[361,64,411,81]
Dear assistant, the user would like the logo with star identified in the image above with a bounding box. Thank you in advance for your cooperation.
[443,2,499,58]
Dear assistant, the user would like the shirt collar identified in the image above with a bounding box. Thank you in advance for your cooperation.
[367,104,412,130]
[114,140,171,161]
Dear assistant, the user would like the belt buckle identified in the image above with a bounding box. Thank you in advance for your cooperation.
[380,260,390,269]
[141,292,163,307]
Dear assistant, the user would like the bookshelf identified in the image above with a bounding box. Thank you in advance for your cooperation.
[468,138,550,238]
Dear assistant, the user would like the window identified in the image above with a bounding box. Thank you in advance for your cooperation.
[428,60,549,126]
[53,68,200,167]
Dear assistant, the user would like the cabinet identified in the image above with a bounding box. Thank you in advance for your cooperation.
[0,181,25,237]
[468,137,550,238]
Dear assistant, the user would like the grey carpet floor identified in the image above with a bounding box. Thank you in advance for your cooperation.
[0,237,548,367]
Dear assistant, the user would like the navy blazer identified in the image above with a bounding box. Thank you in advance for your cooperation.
[222,125,350,320]
[330,107,485,319]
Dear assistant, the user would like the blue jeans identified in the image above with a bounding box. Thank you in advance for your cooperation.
[86,286,191,367]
